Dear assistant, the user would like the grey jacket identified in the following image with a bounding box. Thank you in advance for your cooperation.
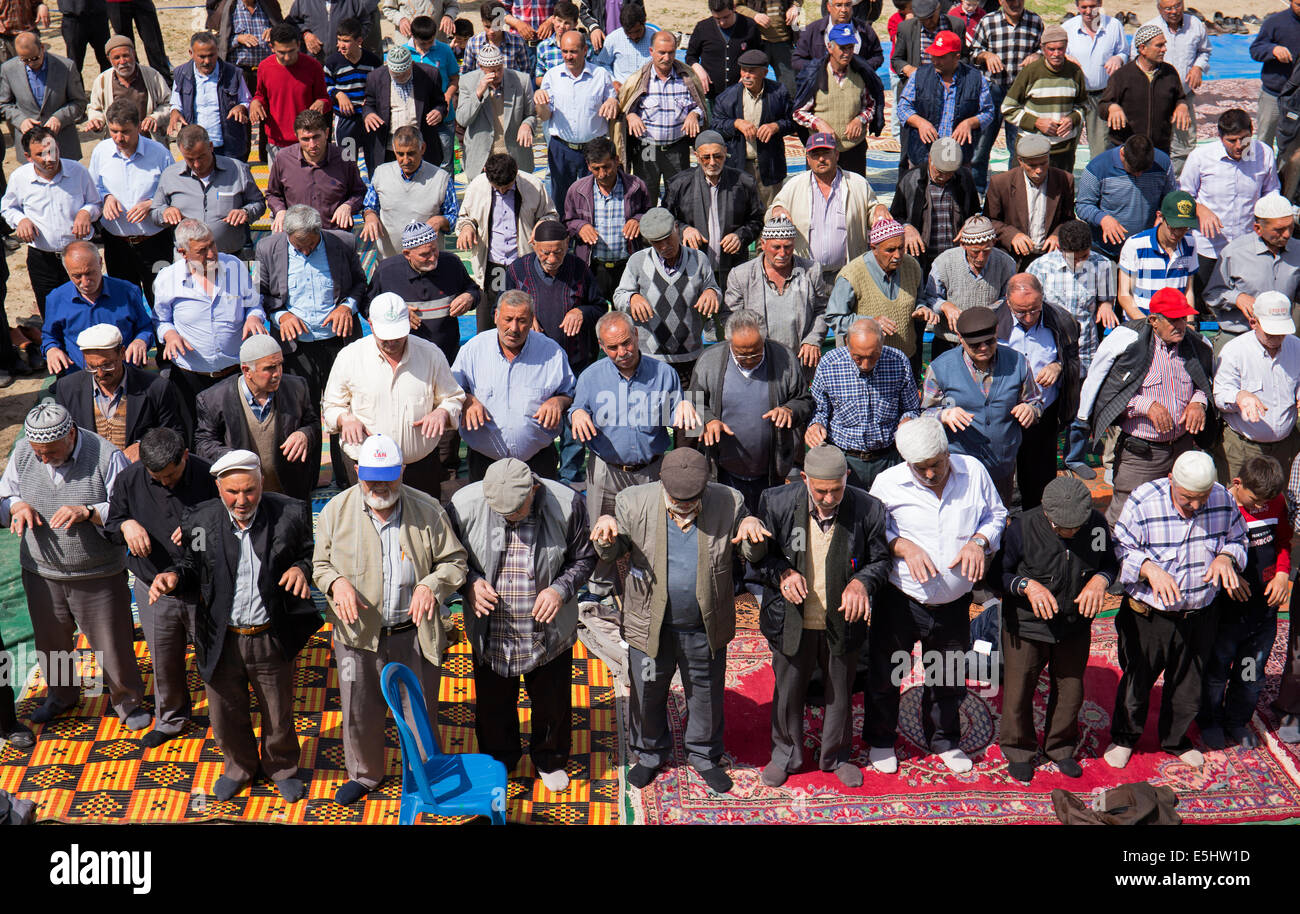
[456,68,537,183]
[150,155,267,254]
[0,52,88,160]
[721,255,828,355]
[255,228,368,325]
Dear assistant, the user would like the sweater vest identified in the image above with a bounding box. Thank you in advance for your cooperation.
[929,346,1025,479]
[371,163,451,259]
[92,393,128,451]
[814,68,866,151]
[840,255,922,357]
[239,394,284,495]
[802,518,832,631]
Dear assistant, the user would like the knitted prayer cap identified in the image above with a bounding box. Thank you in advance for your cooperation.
[958,215,996,245]
[239,334,282,365]
[402,221,439,249]
[1133,24,1163,48]
[25,403,73,444]
[478,43,505,67]
[1171,451,1216,492]
[387,44,413,73]
[804,446,848,480]
[869,218,905,246]
[694,130,726,150]
[762,218,798,240]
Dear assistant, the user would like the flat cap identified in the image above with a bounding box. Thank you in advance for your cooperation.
[660,449,709,500]
[483,458,535,515]
[24,403,73,444]
[239,334,282,365]
[911,0,939,18]
[75,323,123,352]
[931,135,962,172]
[1016,132,1053,159]
[402,221,438,249]
[694,129,726,150]
[956,306,997,342]
[387,44,413,73]
[210,449,261,477]
[105,35,135,54]
[738,49,768,68]
[804,445,848,480]
[639,206,676,242]
[1041,476,1093,528]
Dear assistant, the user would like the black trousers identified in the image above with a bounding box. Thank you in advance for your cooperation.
[629,136,690,203]
[467,443,559,482]
[590,257,629,303]
[26,247,67,317]
[107,0,172,82]
[769,628,858,772]
[475,261,509,333]
[61,9,112,75]
[471,647,572,773]
[999,624,1091,763]
[0,624,17,733]
[168,365,237,438]
[1111,599,1218,753]
[1016,400,1060,512]
[836,141,867,176]
[340,446,445,501]
[844,447,901,494]
[102,229,174,308]
[282,333,351,484]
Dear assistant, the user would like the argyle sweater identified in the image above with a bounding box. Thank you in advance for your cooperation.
[612,246,721,364]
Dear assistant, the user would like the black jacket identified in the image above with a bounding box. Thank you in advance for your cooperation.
[194,374,321,505]
[712,78,795,188]
[104,453,218,584]
[360,63,446,170]
[889,164,980,252]
[52,365,187,448]
[995,301,1082,434]
[793,16,884,75]
[170,493,322,682]
[755,482,891,656]
[1096,60,1185,153]
[685,12,761,100]
[661,165,764,285]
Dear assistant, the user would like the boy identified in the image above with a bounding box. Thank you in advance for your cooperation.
[534,0,581,87]
[1202,455,1290,749]
[406,15,459,169]
[324,17,382,172]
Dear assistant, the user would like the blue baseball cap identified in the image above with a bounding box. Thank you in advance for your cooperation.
[827,23,857,45]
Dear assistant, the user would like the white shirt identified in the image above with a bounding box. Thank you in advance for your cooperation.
[0,160,102,252]
[869,453,1008,605]
[322,334,466,464]
[1213,331,1300,443]
[1024,172,1047,247]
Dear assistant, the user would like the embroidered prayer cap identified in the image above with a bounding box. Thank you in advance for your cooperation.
[957,215,997,245]
[387,44,413,74]
[1255,192,1295,220]
[869,218,905,246]
[477,43,505,67]
[24,403,73,444]
[762,217,799,240]
[402,221,439,249]
[1133,24,1163,48]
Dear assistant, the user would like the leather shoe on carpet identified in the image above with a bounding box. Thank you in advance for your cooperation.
[29,701,73,725]
[627,763,661,789]
[700,767,733,794]
[760,761,789,787]
[334,780,369,805]
[141,729,175,749]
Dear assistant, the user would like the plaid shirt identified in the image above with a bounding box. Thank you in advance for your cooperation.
[1028,250,1116,371]
[485,516,554,677]
[534,35,564,81]
[1120,336,1207,442]
[1115,478,1248,613]
[633,69,704,143]
[925,181,961,253]
[810,345,921,452]
[591,174,627,262]
[511,0,556,31]
[229,1,274,68]
[462,32,532,74]
[971,9,1044,93]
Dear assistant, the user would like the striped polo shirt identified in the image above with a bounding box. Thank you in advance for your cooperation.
[323,49,381,116]
[1117,227,1197,315]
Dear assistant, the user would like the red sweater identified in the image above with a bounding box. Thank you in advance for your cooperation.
[1239,494,1292,582]
[253,55,328,148]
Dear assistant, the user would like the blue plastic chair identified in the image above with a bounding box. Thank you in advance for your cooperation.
[379,662,509,825]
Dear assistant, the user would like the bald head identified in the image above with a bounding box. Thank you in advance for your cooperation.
[63,241,104,300]
[14,30,40,56]
[847,317,883,343]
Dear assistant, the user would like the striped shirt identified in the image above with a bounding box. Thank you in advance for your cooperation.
[1000,57,1087,150]
[1117,227,1197,315]
[1027,249,1116,370]
[324,49,381,114]
[810,345,921,452]
[591,174,627,262]
[633,69,703,143]
[1115,478,1248,613]
[229,1,274,68]
[1120,335,1208,442]
[971,8,1045,93]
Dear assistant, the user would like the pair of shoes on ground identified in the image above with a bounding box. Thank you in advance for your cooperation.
[1007,756,1083,783]
[1,722,35,750]
[628,760,733,794]
[867,746,973,774]
[760,760,862,788]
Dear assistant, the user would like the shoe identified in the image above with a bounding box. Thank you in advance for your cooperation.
[274,776,307,803]
[1278,715,1300,744]
[122,708,153,731]
[1226,725,1258,749]
[1178,748,1205,767]
[1007,760,1035,783]
[334,779,369,805]
[626,762,661,789]
[29,700,73,724]
[213,775,247,801]
[834,762,863,787]
[1056,757,1083,778]
[0,369,11,389]
[538,767,571,792]
[938,748,973,773]
[1200,725,1227,750]
[1067,462,1096,480]
[868,746,898,774]
[2,723,35,750]
[141,729,175,749]
[760,761,789,788]
[1103,743,1132,768]
[700,767,733,794]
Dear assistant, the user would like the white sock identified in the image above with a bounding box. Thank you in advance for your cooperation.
[938,749,973,773]
[1178,748,1205,768]
[539,767,570,792]
[868,746,898,774]
[1103,744,1132,769]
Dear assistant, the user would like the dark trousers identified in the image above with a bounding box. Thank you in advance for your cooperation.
[62,9,112,75]
[1016,401,1059,511]
[282,333,351,484]
[1048,148,1075,174]
[844,447,901,494]
[132,579,197,735]
[865,585,972,753]
[1106,432,1194,527]
[102,229,174,308]
[205,629,300,783]
[999,624,1090,763]
[1192,254,1217,318]
[333,112,368,173]
[556,421,586,484]
[836,141,866,176]
[716,466,773,515]
[769,628,857,772]
[341,446,446,500]
[547,137,587,221]
[591,257,629,303]
[239,65,267,161]
[107,0,172,82]
[476,261,510,333]
[629,136,690,203]
[1111,599,1218,753]
[471,647,572,773]
[168,365,237,439]
[26,247,67,317]
[1199,606,1277,731]
[467,442,560,482]
[628,625,727,771]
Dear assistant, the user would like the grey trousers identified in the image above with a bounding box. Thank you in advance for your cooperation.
[1084,89,1108,161]
[585,453,662,597]
[628,626,726,771]
[133,579,197,735]
[205,629,300,783]
[1105,433,1194,527]
[333,627,440,789]
[1169,94,1197,178]
[23,569,144,719]
[1259,90,1281,151]
[769,628,857,772]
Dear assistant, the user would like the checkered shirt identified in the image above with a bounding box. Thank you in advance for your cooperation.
[591,174,627,262]
[1028,249,1116,371]
[1117,227,1197,315]
[634,70,703,143]
[925,181,961,253]
[230,1,273,67]
[810,345,921,452]
[462,32,532,74]
[511,0,557,31]
[971,9,1044,92]
[485,516,552,677]
[1115,478,1248,613]
[534,35,564,81]
[918,22,939,67]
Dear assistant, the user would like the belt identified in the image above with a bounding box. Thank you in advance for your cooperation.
[118,233,160,245]
[555,137,594,151]
[608,456,656,473]
[183,363,240,380]
[228,623,271,635]
[842,445,892,461]
[594,258,628,269]
[1129,598,1203,619]
[381,620,416,636]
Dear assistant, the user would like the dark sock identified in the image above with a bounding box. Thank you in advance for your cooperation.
[627,763,660,790]
[141,729,172,749]
[1056,757,1083,778]
[275,777,307,803]
[1008,760,1035,783]
[334,780,369,805]
[700,767,733,794]
[213,776,245,801]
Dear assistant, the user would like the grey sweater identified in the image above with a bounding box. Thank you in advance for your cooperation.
[613,247,722,364]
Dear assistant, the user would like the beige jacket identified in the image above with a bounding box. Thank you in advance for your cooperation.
[455,169,557,284]
[766,168,883,268]
[86,65,172,135]
[312,484,469,664]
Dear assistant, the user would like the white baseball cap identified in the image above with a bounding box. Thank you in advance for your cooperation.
[369,292,410,340]
[357,433,403,481]
[1254,291,1296,335]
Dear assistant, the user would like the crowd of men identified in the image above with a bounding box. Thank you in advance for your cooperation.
[5,0,1300,810]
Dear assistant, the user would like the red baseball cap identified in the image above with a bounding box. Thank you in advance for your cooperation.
[1148,287,1197,320]
[925,30,961,56]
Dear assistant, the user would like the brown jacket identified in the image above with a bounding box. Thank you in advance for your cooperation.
[613,59,708,165]
[984,164,1075,255]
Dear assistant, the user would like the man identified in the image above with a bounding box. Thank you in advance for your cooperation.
[688,310,814,509]
[1135,0,1210,175]
[890,0,967,98]
[461,1,530,74]
[969,0,1044,190]
[361,44,446,172]
[323,293,466,495]
[89,100,174,308]
[612,207,722,386]
[535,29,617,220]
[250,23,330,161]
[1213,292,1300,481]
[768,133,890,288]
[1180,109,1280,304]
[563,136,650,301]
[85,36,169,143]
[381,0,459,38]
[736,0,802,96]
[0,31,87,163]
[323,17,381,172]
[756,444,889,787]
[149,450,321,802]
[724,217,828,367]
[215,0,282,95]
[991,475,1116,782]
[922,305,1045,501]
[686,0,759,104]
[1106,450,1246,769]
[921,215,1017,356]
[1116,190,1199,319]
[0,0,47,61]
[0,125,99,316]
[985,133,1075,271]
[447,457,595,790]
[1204,193,1300,340]
[791,23,885,176]
[152,125,267,255]
[617,29,706,202]
[456,43,535,183]
[285,0,373,60]
[266,109,365,232]
[896,28,992,172]
[456,152,557,332]
[106,0,172,82]
[866,416,1007,774]
[451,291,576,481]
[1251,0,1300,150]
[1098,23,1189,157]
[360,125,458,259]
[889,136,980,274]
[1000,25,1087,172]
[591,447,771,793]
[41,243,154,374]
[712,49,794,210]
[103,428,218,747]
[1078,287,1214,525]
[313,433,469,805]
[995,273,1082,510]
[1075,134,1177,259]
[52,323,185,461]
[153,219,268,408]
[60,0,110,77]
[369,221,478,363]
[794,0,885,78]
[1064,0,1128,160]
[0,404,147,730]
[662,130,763,292]
[590,2,654,90]
[807,317,922,491]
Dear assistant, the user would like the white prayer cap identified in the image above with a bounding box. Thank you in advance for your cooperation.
[895,416,949,464]
[75,323,123,352]
[1254,192,1295,220]
[210,449,262,477]
[1171,450,1216,493]
[239,334,282,365]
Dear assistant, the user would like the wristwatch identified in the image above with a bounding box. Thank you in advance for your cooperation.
[970,533,991,553]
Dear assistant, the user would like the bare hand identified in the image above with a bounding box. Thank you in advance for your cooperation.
[1203,553,1238,594]
[1024,579,1059,619]
[570,408,597,441]
[121,518,152,556]
[1180,401,1206,435]
[799,343,821,368]
[731,516,773,545]
[331,204,353,229]
[72,210,93,238]
[363,112,385,132]
[228,103,249,124]
[841,578,870,622]
[224,208,248,226]
[410,584,439,624]
[559,308,583,336]
[577,223,600,245]
[683,111,701,138]
[625,112,646,137]
[1011,232,1035,255]
[1142,560,1182,608]
[1172,104,1191,132]
[532,396,566,430]
[950,540,986,582]
[682,225,705,248]
[50,504,92,529]
[469,578,499,616]
[415,408,449,439]
[279,565,311,599]
[1099,215,1128,246]
[531,586,562,623]
[1076,574,1108,618]
[339,413,370,445]
[330,576,361,624]
[149,571,179,603]
[895,537,938,583]
[674,398,701,430]
[457,225,478,250]
[720,233,742,255]
[804,422,827,448]
[162,331,194,361]
[45,347,72,375]
[323,304,354,338]
[911,117,938,144]
[1097,302,1120,329]
[702,419,733,446]
[1011,402,1039,427]
[242,314,267,338]
[903,223,926,256]
[1265,571,1290,607]
[102,194,123,221]
[780,568,807,602]
[941,406,975,432]
[694,289,720,317]
[278,312,309,341]
[1198,205,1223,239]
[1035,362,1062,388]
[280,430,309,462]
[448,293,475,317]
[463,397,491,430]
[1237,390,1267,424]
[762,406,793,428]
[1106,106,1127,130]
[590,514,619,546]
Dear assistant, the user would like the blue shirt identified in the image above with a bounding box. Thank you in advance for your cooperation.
[408,39,458,115]
[571,353,681,466]
[283,237,347,341]
[25,58,47,108]
[153,254,265,373]
[1117,226,1197,314]
[239,376,274,422]
[1063,13,1129,91]
[591,26,658,83]
[41,276,156,367]
[1006,316,1059,409]
[541,63,615,144]
[451,329,577,462]
[591,174,627,262]
[89,136,173,237]
[896,67,995,135]
[810,345,921,452]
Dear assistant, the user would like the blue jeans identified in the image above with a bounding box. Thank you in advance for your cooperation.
[971,81,1010,194]
[1065,417,1092,466]
[1199,605,1278,730]
[557,421,586,484]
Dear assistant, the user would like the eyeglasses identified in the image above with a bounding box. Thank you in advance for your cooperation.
[84,362,122,375]
[19,53,41,63]
[965,339,997,350]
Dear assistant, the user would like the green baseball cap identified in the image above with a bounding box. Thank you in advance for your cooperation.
[1160,190,1198,229]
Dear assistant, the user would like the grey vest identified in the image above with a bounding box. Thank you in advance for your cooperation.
[371,162,452,259]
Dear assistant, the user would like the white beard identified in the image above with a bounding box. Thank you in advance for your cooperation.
[364,488,400,510]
